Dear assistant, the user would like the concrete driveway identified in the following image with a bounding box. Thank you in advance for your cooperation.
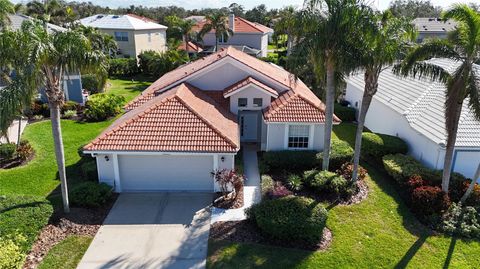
[77,192,212,269]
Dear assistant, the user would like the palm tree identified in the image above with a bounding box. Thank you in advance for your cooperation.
[275,6,298,56]
[292,0,369,171]
[395,4,480,192]
[0,20,107,213]
[26,0,65,25]
[177,19,196,52]
[0,0,14,28]
[197,12,233,52]
[74,25,118,57]
[351,12,415,181]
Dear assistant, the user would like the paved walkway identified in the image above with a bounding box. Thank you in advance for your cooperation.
[0,119,27,144]
[211,144,261,223]
[77,193,212,269]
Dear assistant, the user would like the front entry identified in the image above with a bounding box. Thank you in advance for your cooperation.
[240,112,259,142]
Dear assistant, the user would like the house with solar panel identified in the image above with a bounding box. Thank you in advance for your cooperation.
[412,18,457,43]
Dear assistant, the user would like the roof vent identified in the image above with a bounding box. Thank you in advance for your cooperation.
[428,18,434,21]
[112,15,120,19]
[96,15,104,19]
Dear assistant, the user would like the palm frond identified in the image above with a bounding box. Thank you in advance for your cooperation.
[445,62,468,132]
[467,67,480,121]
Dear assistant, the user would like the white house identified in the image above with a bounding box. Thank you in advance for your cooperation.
[190,14,273,57]
[84,47,338,192]
[79,14,168,58]
[412,18,457,43]
[345,58,480,178]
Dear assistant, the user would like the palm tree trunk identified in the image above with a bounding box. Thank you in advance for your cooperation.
[322,55,335,171]
[286,33,293,56]
[16,116,22,147]
[460,163,480,203]
[50,104,70,213]
[441,103,463,192]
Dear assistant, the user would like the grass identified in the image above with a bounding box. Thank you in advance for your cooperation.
[207,123,480,268]
[105,76,152,103]
[38,235,93,269]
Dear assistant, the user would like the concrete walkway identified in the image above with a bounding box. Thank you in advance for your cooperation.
[77,193,212,269]
[0,119,28,144]
[210,144,261,223]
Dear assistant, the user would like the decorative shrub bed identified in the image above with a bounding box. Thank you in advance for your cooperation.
[317,139,354,171]
[0,140,35,169]
[260,150,318,174]
[248,196,328,245]
[361,133,408,161]
[84,93,125,122]
[70,182,113,208]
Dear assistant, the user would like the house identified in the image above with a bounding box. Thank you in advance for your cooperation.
[190,14,273,57]
[4,14,85,104]
[84,47,338,192]
[345,58,480,178]
[412,18,457,43]
[79,14,168,58]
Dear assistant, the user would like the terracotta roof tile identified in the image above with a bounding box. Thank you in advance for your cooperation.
[223,76,279,97]
[84,83,239,152]
[178,41,203,53]
[192,16,272,34]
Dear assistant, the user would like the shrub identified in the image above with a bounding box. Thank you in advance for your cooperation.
[212,169,244,199]
[29,100,50,117]
[261,150,318,173]
[361,132,408,160]
[84,93,125,122]
[336,162,367,181]
[62,110,77,119]
[248,196,328,244]
[382,154,426,183]
[16,140,34,161]
[0,143,16,160]
[61,101,79,113]
[411,186,451,217]
[0,233,26,269]
[108,58,139,77]
[441,203,480,239]
[269,182,293,198]
[70,182,113,208]
[334,103,356,122]
[287,174,303,192]
[138,49,189,77]
[317,139,354,171]
[261,175,274,198]
[307,170,356,198]
[81,74,106,94]
[80,158,98,181]
[406,175,425,192]
[303,169,319,185]
[308,170,337,191]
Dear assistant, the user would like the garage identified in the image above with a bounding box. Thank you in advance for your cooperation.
[118,155,214,191]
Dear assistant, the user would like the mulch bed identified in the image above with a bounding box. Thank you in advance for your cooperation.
[0,153,35,170]
[339,179,369,205]
[210,220,333,251]
[213,187,244,209]
[22,194,118,269]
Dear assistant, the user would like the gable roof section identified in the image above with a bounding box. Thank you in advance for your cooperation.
[192,16,272,34]
[84,83,239,153]
[79,14,167,30]
[412,18,457,33]
[223,76,278,97]
[347,58,480,147]
[178,41,203,53]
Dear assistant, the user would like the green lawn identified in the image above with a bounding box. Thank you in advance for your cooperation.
[105,76,152,103]
[207,123,480,268]
[38,236,93,269]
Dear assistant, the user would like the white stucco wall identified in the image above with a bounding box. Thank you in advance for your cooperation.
[134,29,167,56]
[228,85,272,114]
[96,154,115,187]
[201,32,268,57]
[452,149,480,178]
[265,123,323,151]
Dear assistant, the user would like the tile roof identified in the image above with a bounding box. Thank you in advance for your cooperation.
[412,18,457,33]
[84,83,239,153]
[223,76,278,97]
[347,58,480,147]
[79,14,167,30]
[192,16,272,34]
[178,41,203,53]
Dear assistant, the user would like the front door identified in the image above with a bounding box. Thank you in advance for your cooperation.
[240,113,258,142]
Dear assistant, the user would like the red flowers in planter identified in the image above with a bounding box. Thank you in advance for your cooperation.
[212,169,244,199]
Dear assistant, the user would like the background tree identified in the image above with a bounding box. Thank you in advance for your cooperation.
[197,12,233,52]
[275,6,298,56]
[351,11,415,181]
[0,20,107,213]
[395,4,480,192]
[389,0,442,18]
[26,0,66,25]
[228,3,245,17]
[0,0,14,28]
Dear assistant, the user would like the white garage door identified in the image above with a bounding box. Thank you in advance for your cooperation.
[118,155,214,191]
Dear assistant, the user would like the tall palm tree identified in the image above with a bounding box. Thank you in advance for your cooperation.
[275,6,298,56]
[0,20,107,213]
[74,24,118,57]
[395,4,480,192]
[178,19,196,52]
[292,0,369,171]
[197,12,233,52]
[0,0,14,28]
[351,12,415,181]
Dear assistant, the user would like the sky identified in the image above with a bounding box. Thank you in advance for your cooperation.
[10,0,471,11]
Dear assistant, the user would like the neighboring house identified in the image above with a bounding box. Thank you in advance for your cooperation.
[345,58,480,178]
[178,41,203,56]
[84,47,338,192]
[79,14,168,58]
[412,18,457,43]
[191,14,273,57]
[4,14,85,104]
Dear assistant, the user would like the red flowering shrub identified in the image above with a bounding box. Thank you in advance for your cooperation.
[411,186,451,216]
[336,162,367,181]
[269,182,293,199]
[212,169,244,199]
[406,175,425,192]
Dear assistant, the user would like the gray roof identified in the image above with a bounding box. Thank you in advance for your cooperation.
[8,14,65,33]
[413,17,457,33]
[79,14,167,30]
[347,58,480,148]
[184,15,205,23]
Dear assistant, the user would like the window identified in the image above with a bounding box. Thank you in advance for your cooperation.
[114,32,128,42]
[238,98,247,107]
[219,34,227,43]
[288,125,310,149]
[253,98,263,107]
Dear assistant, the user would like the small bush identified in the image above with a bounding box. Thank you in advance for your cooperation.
[308,170,337,191]
[16,140,34,161]
[81,74,106,94]
[317,139,354,171]
[362,132,408,160]
[108,58,139,77]
[261,175,274,198]
[303,169,319,185]
[248,196,328,244]
[261,151,318,173]
[29,100,50,118]
[287,174,303,192]
[411,186,451,217]
[70,182,113,208]
[61,101,79,113]
[306,170,356,198]
[0,233,26,269]
[0,143,16,160]
[212,169,244,199]
[62,110,77,119]
[382,154,426,183]
[80,158,98,181]
[441,203,480,239]
[269,182,293,199]
[334,103,356,122]
[336,162,367,181]
[406,175,425,192]
[84,93,125,122]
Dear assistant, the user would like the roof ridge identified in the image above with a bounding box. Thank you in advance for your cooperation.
[403,79,439,122]
[236,17,263,32]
